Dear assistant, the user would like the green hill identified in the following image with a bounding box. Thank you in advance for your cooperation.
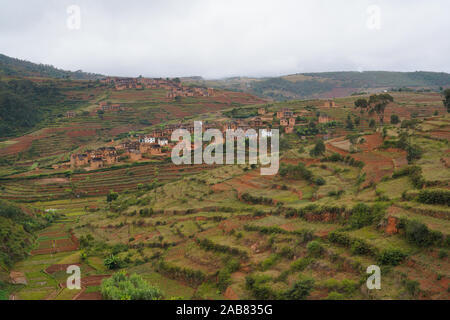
[0,53,103,80]
[195,71,450,101]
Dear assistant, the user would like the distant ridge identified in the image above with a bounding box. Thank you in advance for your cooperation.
[195,71,450,101]
[0,53,104,80]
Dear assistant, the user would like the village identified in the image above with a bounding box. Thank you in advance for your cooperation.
[101,76,215,98]
[68,99,339,170]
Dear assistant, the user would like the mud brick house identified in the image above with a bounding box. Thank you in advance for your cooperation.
[70,154,89,168]
[288,117,296,126]
[66,111,76,118]
[150,144,162,155]
[71,147,119,169]
[323,100,336,108]
[258,108,266,115]
[139,136,156,144]
[285,126,294,134]
[318,115,330,123]
[157,138,169,146]
[276,108,294,119]
[128,150,142,161]
[90,157,104,169]
[249,117,263,127]
[152,129,165,138]
[280,119,289,126]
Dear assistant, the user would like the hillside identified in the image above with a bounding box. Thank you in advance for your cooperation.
[191,71,450,101]
[0,53,103,80]
[0,86,448,300]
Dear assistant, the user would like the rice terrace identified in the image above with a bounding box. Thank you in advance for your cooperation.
[0,1,449,306]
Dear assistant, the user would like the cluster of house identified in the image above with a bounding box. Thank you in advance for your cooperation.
[96,101,124,112]
[166,86,214,99]
[70,136,170,169]
[101,77,177,91]
[100,77,214,99]
[70,147,119,169]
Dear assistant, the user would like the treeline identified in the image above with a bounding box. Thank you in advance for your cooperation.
[398,218,449,247]
[328,231,407,266]
[240,193,278,206]
[417,189,450,206]
[0,200,56,268]
[250,77,335,100]
[0,79,62,136]
[196,238,249,259]
[156,261,206,287]
[321,153,365,168]
[0,53,103,80]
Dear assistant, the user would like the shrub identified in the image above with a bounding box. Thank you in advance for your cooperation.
[403,220,443,247]
[101,271,162,300]
[307,241,323,257]
[325,292,345,300]
[106,191,119,202]
[104,254,122,269]
[417,189,450,206]
[284,279,315,300]
[348,203,373,229]
[390,114,400,124]
[290,258,314,271]
[377,249,406,266]
[315,177,326,186]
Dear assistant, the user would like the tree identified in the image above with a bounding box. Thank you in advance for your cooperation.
[369,119,376,128]
[101,271,163,300]
[368,94,394,124]
[310,140,325,157]
[390,114,399,124]
[354,98,368,111]
[284,279,315,300]
[443,88,450,113]
[104,254,121,269]
[107,190,118,202]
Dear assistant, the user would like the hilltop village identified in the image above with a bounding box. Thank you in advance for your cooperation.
[68,99,339,170]
[101,77,215,99]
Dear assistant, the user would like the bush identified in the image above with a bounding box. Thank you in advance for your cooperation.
[377,249,406,266]
[325,291,345,300]
[306,241,323,257]
[101,271,162,300]
[417,189,450,206]
[106,191,119,202]
[348,203,373,229]
[290,257,314,271]
[104,254,122,269]
[315,177,326,186]
[284,279,315,300]
[403,220,443,247]
[390,114,400,124]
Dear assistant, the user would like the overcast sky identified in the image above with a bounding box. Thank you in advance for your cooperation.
[0,0,449,78]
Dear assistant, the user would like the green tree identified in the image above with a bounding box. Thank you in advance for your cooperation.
[284,279,315,300]
[101,271,163,300]
[107,190,119,202]
[443,88,450,113]
[390,114,399,124]
[310,140,325,157]
[368,93,394,124]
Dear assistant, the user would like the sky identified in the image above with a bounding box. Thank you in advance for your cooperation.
[0,0,449,78]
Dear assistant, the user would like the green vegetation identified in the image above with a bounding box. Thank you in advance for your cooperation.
[101,271,163,300]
